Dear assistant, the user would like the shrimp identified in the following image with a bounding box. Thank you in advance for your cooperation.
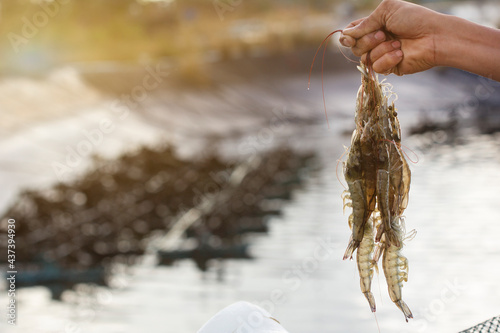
[378,102,411,247]
[345,62,414,320]
[342,65,380,259]
[309,34,415,320]
[343,128,370,259]
[376,143,393,245]
[382,217,413,322]
[358,65,379,220]
[357,216,377,312]
[384,103,410,219]
[356,61,402,248]
[376,103,405,246]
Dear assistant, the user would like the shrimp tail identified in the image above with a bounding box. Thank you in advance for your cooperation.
[364,292,377,312]
[343,239,360,260]
[396,300,413,322]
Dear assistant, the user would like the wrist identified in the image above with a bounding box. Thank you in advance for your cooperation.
[432,13,461,68]
[433,13,500,80]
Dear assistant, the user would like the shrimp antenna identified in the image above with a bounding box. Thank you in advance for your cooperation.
[377,272,384,306]
[308,29,354,129]
[338,45,360,65]
[401,144,419,164]
[308,30,342,89]
[373,312,381,333]
[365,51,377,80]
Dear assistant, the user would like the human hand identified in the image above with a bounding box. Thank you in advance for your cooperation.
[339,0,441,76]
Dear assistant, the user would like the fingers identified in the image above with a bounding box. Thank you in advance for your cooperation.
[339,18,365,48]
[340,16,388,56]
[342,4,386,40]
[350,30,387,56]
[339,35,356,48]
[361,40,404,75]
[373,50,403,75]
[340,0,399,52]
[369,40,401,63]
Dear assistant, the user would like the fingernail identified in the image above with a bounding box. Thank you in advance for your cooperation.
[391,40,401,48]
[395,50,403,57]
[375,30,385,41]
[340,37,353,47]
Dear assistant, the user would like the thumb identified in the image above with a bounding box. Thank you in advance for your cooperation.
[343,16,384,39]
[342,3,388,39]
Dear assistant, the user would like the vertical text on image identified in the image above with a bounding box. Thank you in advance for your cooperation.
[6,218,17,325]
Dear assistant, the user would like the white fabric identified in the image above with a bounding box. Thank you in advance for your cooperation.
[197,301,290,333]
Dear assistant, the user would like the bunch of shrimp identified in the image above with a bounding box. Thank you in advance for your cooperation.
[307,30,413,321]
[342,59,413,321]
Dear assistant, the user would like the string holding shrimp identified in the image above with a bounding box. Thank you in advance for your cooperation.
[309,30,416,321]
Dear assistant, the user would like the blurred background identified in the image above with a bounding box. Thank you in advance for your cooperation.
[0,0,500,332]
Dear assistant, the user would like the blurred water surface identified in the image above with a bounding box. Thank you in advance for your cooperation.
[1,124,500,333]
[1,65,500,332]
[1,1,500,332]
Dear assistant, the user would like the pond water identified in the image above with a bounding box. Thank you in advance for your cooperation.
[1,65,500,333]
[2,132,500,333]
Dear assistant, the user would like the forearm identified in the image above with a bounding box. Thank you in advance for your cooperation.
[435,14,500,81]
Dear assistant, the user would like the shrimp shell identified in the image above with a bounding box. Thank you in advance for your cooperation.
[341,60,414,320]
[356,216,376,312]
[382,218,413,322]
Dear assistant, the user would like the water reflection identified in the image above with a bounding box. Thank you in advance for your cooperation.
[0,143,317,298]
[1,1,500,332]
[2,122,500,333]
